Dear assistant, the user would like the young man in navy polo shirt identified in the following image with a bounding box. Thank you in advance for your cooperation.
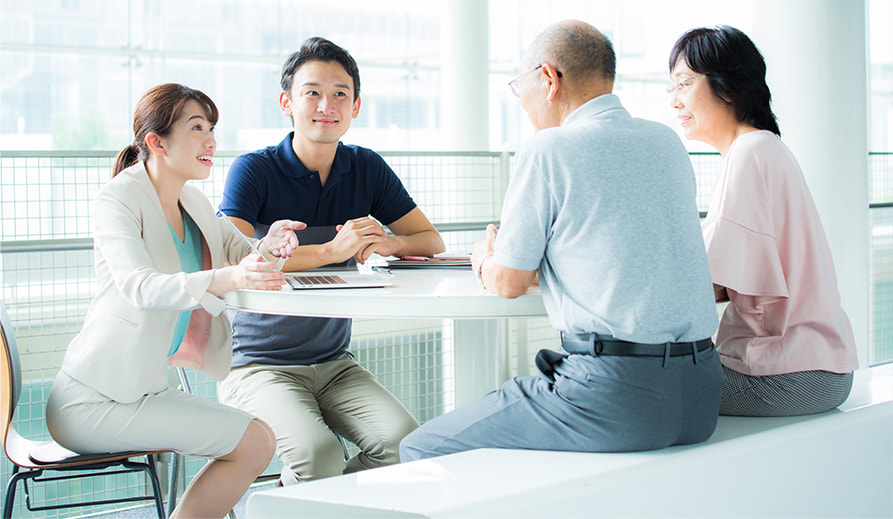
[217,37,444,485]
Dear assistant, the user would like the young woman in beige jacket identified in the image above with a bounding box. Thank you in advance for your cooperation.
[46,83,305,519]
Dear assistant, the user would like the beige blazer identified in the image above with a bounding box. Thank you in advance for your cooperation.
[61,162,254,403]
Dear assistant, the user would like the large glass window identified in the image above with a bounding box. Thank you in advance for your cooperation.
[869,0,893,152]
[0,0,443,151]
[1,0,889,152]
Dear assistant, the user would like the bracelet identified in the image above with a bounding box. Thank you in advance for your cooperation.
[256,238,286,271]
[475,254,493,289]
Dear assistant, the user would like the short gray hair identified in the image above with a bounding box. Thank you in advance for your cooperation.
[528,21,616,83]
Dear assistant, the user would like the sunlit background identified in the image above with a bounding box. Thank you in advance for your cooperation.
[0,2,891,516]
[1,0,890,153]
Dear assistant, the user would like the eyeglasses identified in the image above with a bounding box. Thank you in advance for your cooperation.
[666,75,706,95]
[508,64,544,97]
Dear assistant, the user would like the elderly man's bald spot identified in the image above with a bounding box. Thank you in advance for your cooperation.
[524,20,616,86]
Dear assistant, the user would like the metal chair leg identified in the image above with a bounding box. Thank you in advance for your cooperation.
[123,456,166,518]
[336,433,350,462]
[3,466,24,519]
[168,452,181,515]
[168,367,191,515]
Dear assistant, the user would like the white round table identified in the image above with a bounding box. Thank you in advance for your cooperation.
[225,268,545,319]
[225,268,548,405]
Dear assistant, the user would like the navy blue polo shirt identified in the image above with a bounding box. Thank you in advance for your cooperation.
[219,132,417,367]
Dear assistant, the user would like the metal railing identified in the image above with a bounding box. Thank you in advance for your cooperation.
[0,150,543,518]
[1,150,891,518]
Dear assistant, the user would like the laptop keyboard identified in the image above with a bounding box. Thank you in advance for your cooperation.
[287,275,348,288]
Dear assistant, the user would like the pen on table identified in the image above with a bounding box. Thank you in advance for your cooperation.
[217,211,286,271]
[401,256,429,261]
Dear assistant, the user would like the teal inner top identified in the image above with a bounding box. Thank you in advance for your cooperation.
[167,209,202,357]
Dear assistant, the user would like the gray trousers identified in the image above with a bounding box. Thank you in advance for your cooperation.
[400,346,724,462]
[218,355,418,484]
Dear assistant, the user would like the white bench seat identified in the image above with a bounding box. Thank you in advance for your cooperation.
[249,391,893,518]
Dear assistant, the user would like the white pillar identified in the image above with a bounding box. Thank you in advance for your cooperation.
[453,320,505,407]
[752,0,870,366]
[440,0,489,150]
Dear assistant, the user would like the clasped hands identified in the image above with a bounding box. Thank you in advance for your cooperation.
[332,216,400,265]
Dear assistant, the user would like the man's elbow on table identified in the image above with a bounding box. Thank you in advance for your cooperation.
[486,262,536,299]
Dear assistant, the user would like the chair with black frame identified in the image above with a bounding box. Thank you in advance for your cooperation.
[1,300,168,519]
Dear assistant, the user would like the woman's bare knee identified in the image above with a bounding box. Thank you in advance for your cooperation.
[251,418,277,462]
[221,418,276,472]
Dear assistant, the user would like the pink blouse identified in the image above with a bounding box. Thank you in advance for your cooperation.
[702,130,858,376]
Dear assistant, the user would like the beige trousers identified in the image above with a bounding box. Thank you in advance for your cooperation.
[47,371,253,458]
[217,355,418,484]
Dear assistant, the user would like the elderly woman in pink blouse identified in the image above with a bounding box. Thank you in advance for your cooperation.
[667,26,858,416]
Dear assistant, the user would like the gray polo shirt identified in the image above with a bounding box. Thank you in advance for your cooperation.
[493,94,717,343]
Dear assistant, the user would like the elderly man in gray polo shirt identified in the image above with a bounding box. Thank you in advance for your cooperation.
[400,20,722,460]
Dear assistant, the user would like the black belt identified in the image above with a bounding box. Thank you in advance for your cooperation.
[560,332,713,358]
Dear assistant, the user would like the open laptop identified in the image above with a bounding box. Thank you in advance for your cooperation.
[285,271,393,290]
[250,226,393,290]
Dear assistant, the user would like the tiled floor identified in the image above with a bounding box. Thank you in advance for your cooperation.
[87,481,276,519]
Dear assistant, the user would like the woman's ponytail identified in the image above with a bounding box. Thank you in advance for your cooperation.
[112,144,141,177]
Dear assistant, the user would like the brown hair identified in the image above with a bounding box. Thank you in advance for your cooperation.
[113,83,219,176]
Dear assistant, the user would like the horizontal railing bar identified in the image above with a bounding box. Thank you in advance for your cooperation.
[8,151,892,157]
[0,150,513,158]
[0,238,94,253]
[0,41,441,72]
[435,222,494,232]
[0,150,117,158]
[0,223,494,254]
